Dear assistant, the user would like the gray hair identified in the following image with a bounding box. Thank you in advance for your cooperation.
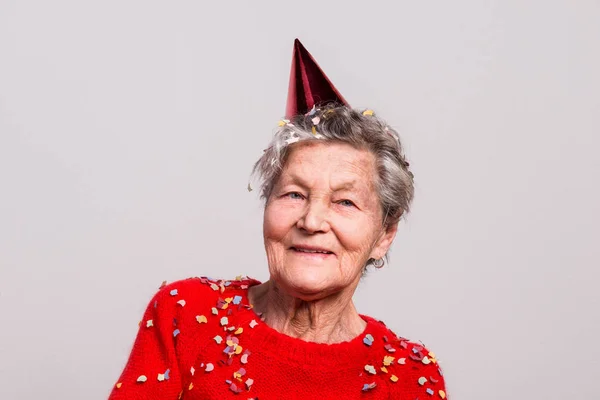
[251,103,414,263]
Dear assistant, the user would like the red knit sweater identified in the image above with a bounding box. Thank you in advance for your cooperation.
[109,277,448,399]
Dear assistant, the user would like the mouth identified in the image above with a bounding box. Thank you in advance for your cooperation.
[290,246,334,256]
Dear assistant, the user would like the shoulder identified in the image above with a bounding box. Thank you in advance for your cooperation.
[152,275,260,302]
[362,316,448,399]
[144,276,260,324]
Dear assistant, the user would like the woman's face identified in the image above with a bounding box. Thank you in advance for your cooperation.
[263,141,398,300]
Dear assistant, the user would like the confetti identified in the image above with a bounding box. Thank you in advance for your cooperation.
[173,329,180,337]
[196,315,207,324]
[146,319,153,328]
[247,183,252,192]
[159,281,167,288]
[426,388,434,395]
[205,363,214,372]
[363,334,374,346]
[439,390,446,399]
[214,335,223,344]
[383,355,395,366]
[210,283,219,291]
[422,356,431,365]
[220,317,229,326]
[233,368,246,379]
[190,366,195,376]
[137,375,147,383]
[241,353,249,364]
[212,307,218,315]
[249,319,258,328]
[232,295,242,305]
[169,289,178,296]
[398,358,406,365]
[418,377,427,386]
[311,116,320,125]
[390,375,398,383]
[229,382,243,394]
[115,382,122,389]
[384,344,396,352]
[364,365,376,375]
[234,327,243,335]
[188,382,194,390]
[245,378,254,389]
[177,300,186,307]
[362,382,377,392]
[363,109,374,116]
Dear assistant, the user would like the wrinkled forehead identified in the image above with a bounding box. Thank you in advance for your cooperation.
[279,142,379,192]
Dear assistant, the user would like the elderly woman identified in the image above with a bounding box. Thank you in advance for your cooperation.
[109,40,447,400]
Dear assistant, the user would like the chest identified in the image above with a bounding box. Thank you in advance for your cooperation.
[179,346,395,400]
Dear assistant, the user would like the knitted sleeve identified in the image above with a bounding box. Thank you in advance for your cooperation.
[108,283,184,400]
[386,340,449,400]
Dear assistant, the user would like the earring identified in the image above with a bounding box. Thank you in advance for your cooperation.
[372,258,384,268]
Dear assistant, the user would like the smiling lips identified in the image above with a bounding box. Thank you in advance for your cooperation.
[290,245,334,255]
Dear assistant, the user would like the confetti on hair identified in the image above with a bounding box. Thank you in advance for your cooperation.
[247,183,253,192]
[362,109,374,116]
[311,116,320,125]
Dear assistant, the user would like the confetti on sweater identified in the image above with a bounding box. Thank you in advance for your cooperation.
[169,289,178,296]
[136,375,147,383]
[109,276,448,399]
[146,319,153,328]
[196,315,207,324]
[362,382,377,392]
[176,299,186,307]
[220,317,229,326]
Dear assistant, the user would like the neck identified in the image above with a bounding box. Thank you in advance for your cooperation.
[248,280,366,344]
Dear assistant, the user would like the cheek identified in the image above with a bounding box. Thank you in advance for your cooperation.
[335,216,379,255]
[263,203,295,242]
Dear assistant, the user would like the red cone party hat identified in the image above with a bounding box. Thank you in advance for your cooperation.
[285,39,349,118]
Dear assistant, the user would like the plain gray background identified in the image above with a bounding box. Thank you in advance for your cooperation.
[1,1,599,399]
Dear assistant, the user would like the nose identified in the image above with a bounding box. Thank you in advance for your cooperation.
[296,199,330,234]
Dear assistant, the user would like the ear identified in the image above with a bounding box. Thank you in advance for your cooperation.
[370,222,399,260]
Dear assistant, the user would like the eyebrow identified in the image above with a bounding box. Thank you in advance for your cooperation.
[281,173,360,192]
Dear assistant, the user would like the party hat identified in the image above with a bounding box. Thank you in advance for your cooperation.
[285,39,349,118]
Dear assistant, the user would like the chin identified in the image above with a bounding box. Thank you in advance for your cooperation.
[279,266,338,299]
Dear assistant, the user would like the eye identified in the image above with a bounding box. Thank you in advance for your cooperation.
[337,199,355,207]
[286,192,304,200]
